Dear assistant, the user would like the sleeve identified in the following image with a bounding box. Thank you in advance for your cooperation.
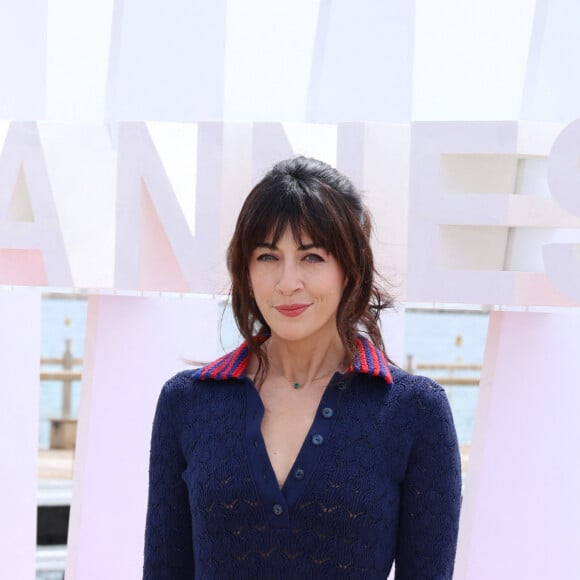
[143,381,194,579]
[395,383,462,580]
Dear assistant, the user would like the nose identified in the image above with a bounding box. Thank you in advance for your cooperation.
[275,260,303,295]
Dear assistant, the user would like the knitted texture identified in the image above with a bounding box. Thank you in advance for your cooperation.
[144,348,461,579]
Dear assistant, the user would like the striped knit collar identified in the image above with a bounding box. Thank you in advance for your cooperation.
[192,335,393,385]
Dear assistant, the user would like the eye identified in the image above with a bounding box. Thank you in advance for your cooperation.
[303,253,324,263]
[256,253,277,262]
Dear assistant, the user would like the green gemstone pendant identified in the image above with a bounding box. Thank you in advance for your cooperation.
[292,382,300,389]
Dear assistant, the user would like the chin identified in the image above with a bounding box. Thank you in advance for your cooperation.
[269,323,337,345]
[269,328,310,343]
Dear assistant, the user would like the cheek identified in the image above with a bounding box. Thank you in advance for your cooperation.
[248,267,270,302]
[248,263,261,290]
[333,268,347,296]
[322,279,345,307]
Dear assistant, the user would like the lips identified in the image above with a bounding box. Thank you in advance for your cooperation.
[274,303,311,317]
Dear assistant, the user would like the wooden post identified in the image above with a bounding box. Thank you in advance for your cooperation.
[406,353,414,374]
[49,338,78,450]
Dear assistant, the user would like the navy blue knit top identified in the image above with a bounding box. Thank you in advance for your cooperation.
[143,337,462,579]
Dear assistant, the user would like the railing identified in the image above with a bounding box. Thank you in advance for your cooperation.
[405,355,482,386]
[40,339,82,418]
[40,339,82,450]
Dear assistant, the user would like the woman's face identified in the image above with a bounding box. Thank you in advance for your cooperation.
[248,226,345,344]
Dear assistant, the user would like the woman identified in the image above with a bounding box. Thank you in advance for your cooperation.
[144,157,461,579]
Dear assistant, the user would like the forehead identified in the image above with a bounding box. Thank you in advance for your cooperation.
[260,225,321,248]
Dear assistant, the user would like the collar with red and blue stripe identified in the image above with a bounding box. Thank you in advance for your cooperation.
[192,335,393,385]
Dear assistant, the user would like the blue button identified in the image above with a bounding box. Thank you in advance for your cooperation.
[312,434,324,446]
[322,407,333,418]
[272,503,284,516]
[294,468,305,480]
[337,382,347,391]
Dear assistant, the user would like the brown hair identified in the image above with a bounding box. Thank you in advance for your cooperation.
[226,156,394,384]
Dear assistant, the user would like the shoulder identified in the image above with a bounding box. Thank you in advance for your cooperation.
[386,366,453,426]
[389,365,446,398]
[158,344,249,408]
[153,366,225,433]
[156,368,203,413]
[163,368,201,394]
[160,340,251,401]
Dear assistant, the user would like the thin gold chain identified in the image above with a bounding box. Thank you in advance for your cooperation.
[281,366,343,389]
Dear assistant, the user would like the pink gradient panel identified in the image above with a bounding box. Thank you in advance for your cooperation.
[0,291,41,579]
[456,311,580,579]
[0,249,48,284]
[138,183,190,292]
[0,123,72,286]
[115,123,224,294]
[525,258,580,305]
[66,295,219,579]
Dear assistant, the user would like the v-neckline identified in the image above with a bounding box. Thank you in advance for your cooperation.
[243,373,346,528]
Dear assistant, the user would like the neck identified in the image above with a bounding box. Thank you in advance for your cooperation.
[265,332,347,387]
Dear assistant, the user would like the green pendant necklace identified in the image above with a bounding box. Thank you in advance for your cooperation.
[283,367,340,389]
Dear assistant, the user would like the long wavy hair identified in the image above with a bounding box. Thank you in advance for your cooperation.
[226,156,394,385]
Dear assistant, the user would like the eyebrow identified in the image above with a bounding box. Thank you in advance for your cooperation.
[255,242,322,251]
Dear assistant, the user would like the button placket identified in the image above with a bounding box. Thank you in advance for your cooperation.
[281,376,342,508]
[244,380,290,528]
